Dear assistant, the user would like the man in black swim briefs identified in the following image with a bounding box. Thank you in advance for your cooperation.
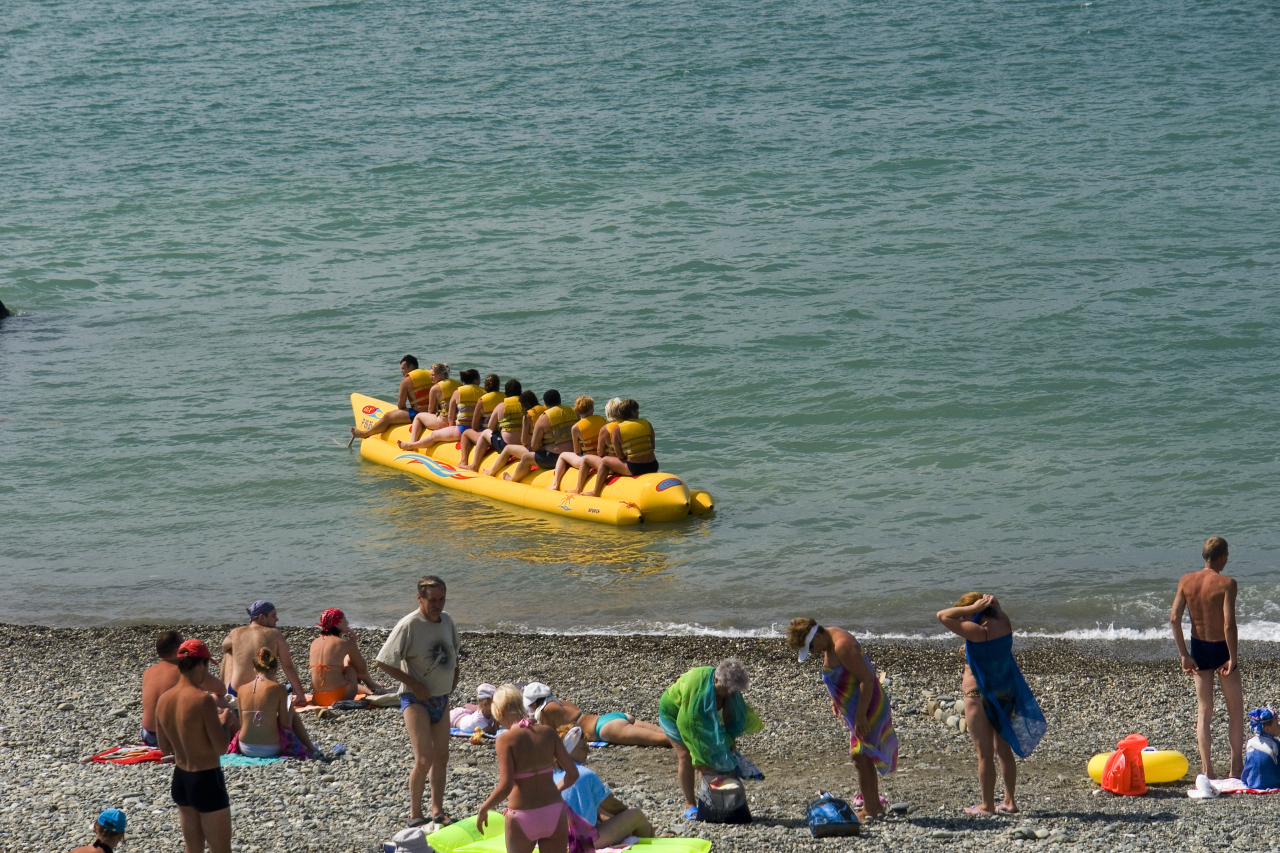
[156,639,233,853]
[1170,536,1244,779]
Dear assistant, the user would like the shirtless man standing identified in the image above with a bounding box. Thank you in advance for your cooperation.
[1171,535,1243,779]
[155,640,232,853]
[220,601,305,698]
[142,630,228,747]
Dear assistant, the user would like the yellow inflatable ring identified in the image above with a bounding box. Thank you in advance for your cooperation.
[1087,747,1188,784]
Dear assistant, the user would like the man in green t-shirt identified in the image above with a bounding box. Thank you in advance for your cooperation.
[376,575,460,827]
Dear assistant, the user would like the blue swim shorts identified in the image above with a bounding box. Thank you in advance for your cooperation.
[401,692,450,724]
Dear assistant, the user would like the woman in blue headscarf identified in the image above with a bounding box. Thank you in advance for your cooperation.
[938,592,1046,816]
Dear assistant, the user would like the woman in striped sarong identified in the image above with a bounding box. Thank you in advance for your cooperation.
[788,618,898,820]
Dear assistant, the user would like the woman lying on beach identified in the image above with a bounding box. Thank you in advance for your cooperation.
[554,724,656,846]
[658,658,763,819]
[477,684,579,853]
[232,647,318,759]
[522,681,670,748]
[788,617,897,820]
[937,593,1046,816]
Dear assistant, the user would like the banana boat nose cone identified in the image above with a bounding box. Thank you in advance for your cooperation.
[689,490,715,515]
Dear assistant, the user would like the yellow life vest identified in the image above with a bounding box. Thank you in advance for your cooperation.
[479,391,505,420]
[434,378,459,416]
[407,369,434,410]
[527,405,547,427]
[499,396,524,434]
[618,418,655,457]
[541,405,577,449]
[454,384,482,426]
[575,415,607,455]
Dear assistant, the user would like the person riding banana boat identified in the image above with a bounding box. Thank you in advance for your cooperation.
[546,396,609,492]
[503,389,577,483]
[406,363,459,442]
[398,368,485,452]
[481,389,540,477]
[459,378,521,471]
[349,354,432,440]
[574,398,658,497]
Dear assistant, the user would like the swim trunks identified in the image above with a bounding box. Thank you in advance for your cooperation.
[1190,637,1231,672]
[490,433,507,454]
[140,726,157,747]
[625,459,660,476]
[401,692,450,724]
[533,449,561,469]
[171,766,230,813]
[406,408,419,419]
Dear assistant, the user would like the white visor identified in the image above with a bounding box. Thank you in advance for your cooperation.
[797,624,820,662]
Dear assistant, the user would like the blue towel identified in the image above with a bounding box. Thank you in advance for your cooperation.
[965,634,1046,758]
[220,753,285,766]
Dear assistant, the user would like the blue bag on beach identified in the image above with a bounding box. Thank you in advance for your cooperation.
[806,792,860,837]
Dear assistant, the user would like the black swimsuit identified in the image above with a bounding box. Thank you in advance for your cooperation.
[171,766,231,813]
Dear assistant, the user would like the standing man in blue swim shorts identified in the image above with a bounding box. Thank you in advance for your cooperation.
[1170,536,1243,779]
[377,575,460,828]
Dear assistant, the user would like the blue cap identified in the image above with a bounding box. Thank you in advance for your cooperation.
[98,808,127,833]
[247,600,275,620]
[1249,707,1276,732]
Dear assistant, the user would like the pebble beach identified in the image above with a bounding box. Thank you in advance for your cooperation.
[6,624,1280,853]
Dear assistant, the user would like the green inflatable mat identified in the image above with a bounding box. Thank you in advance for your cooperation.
[459,836,711,853]
[428,815,710,853]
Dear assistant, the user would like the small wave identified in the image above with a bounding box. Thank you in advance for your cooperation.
[365,619,1280,643]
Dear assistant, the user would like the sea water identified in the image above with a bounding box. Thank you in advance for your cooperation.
[2,0,1279,637]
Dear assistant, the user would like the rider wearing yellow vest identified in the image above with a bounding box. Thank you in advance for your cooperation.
[408,363,456,441]
[579,398,659,498]
[546,396,608,492]
[350,354,427,440]
[398,368,486,452]
[407,368,435,414]
[481,389,541,477]
[460,378,523,471]
[478,374,505,425]
[501,390,577,483]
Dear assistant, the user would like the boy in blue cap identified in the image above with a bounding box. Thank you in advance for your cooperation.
[70,808,126,853]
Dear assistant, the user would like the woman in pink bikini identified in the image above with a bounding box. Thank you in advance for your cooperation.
[477,684,579,853]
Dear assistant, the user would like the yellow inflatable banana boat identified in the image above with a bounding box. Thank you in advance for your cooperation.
[350,394,714,525]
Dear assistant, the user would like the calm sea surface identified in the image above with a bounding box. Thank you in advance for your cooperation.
[3,0,1279,637]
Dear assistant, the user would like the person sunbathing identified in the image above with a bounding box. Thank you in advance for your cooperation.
[142,630,229,747]
[477,684,578,853]
[554,724,656,846]
[451,683,500,734]
[234,648,318,759]
[1244,708,1280,790]
[522,682,670,748]
[69,808,127,853]
[308,608,389,706]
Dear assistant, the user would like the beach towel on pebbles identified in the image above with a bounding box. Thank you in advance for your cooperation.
[1188,776,1280,798]
[87,746,164,765]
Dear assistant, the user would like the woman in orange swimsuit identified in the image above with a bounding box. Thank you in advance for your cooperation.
[308,608,388,706]
[478,684,579,853]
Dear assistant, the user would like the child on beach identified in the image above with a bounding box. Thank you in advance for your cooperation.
[1170,536,1244,779]
[69,808,126,853]
[1243,708,1280,790]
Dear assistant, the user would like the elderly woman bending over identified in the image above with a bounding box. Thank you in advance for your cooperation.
[658,658,763,820]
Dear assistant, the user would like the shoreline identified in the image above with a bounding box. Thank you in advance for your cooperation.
[6,624,1280,851]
